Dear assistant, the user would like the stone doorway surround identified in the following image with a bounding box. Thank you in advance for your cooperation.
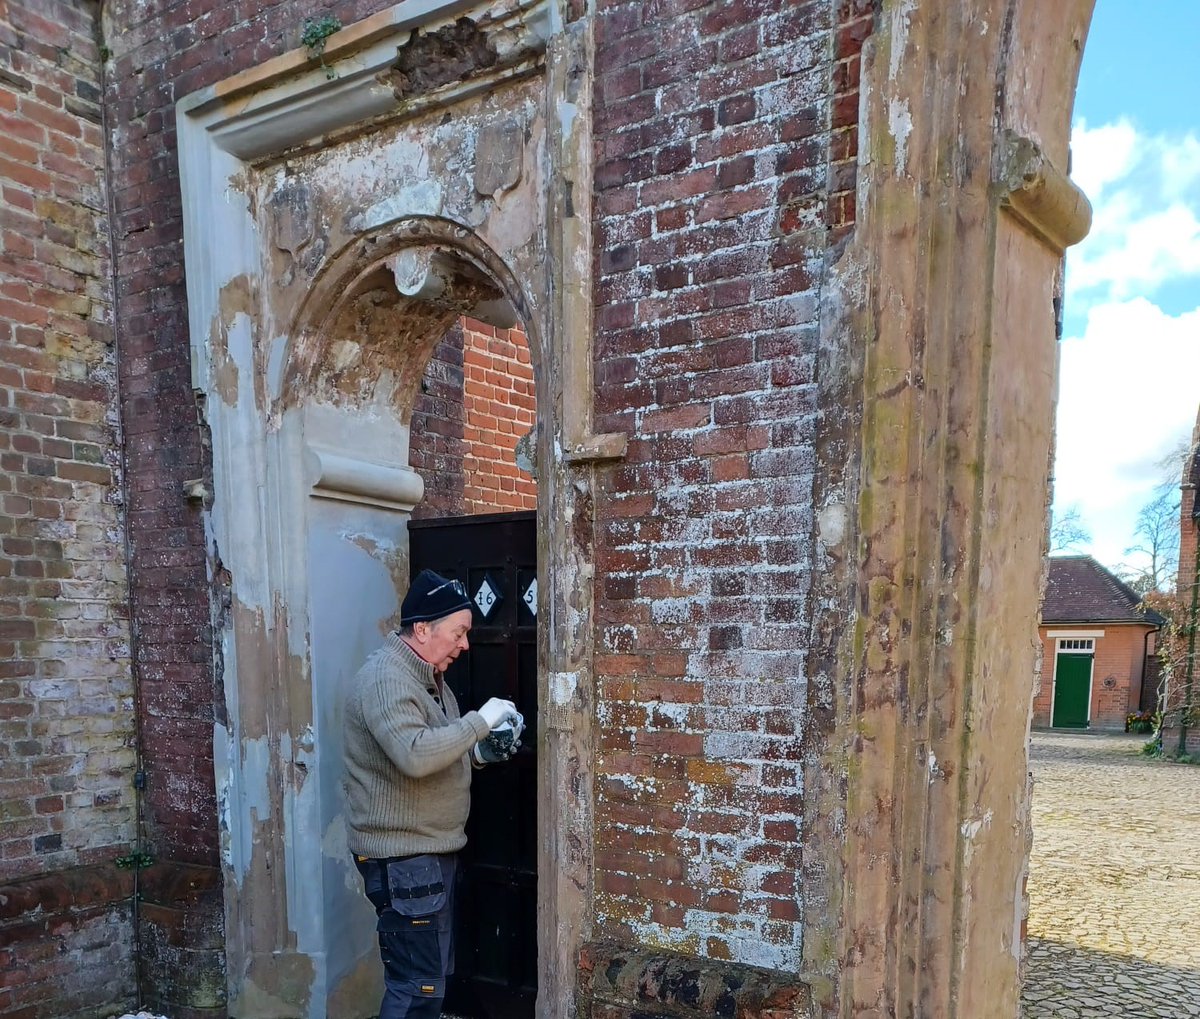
[175,1,622,1015]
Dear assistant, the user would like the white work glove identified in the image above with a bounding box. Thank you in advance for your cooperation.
[478,697,518,729]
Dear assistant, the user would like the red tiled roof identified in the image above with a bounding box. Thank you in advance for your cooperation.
[1042,555,1158,625]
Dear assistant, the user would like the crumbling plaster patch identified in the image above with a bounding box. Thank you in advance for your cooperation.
[259,80,546,421]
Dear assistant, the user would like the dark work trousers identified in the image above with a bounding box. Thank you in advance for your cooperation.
[355,853,458,1019]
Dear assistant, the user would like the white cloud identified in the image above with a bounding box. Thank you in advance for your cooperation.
[1053,298,1200,571]
[1069,203,1200,299]
[1067,119,1200,304]
[1070,118,1139,202]
[1161,134,1200,199]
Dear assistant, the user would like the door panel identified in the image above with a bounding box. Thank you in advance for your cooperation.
[1052,652,1092,729]
[408,511,537,1019]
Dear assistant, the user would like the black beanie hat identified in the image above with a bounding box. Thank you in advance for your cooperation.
[401,569,472,626]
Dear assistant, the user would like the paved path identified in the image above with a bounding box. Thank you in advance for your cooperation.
[1022,731,1200,1018]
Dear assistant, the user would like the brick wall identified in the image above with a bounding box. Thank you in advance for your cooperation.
[589,0,842,971]
[1178,475,1197,607]
[411,317,537,520]
[828,0,871,244]
[100,0,403,1012]
[417,316,540,525]
[410,321,467,520]
[461,318,537,514]
[1034,625,1154,730]
[0,0,137,1013]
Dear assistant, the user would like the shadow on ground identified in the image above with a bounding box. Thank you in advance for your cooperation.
[1023,731,1200,1019]
[1023,937,1200,1018]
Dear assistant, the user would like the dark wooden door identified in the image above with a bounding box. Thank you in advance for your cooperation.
[408,511,537,1019]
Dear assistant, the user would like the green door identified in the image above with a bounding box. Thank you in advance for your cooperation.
[1052,653,1092,728]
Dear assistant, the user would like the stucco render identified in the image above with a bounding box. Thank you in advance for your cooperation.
[1,0,1103,1017]
[171,3,615,1014]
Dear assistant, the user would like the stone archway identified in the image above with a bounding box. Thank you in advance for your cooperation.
[175,5,622,1015]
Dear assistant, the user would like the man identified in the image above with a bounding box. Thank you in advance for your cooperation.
[343,568,521,1018]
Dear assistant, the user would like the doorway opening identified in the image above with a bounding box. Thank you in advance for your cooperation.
[405,293,541,1018]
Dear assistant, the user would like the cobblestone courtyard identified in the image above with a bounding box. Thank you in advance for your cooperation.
[1022,732,1200,1017]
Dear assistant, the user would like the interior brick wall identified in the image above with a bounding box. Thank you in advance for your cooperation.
[410,321,467,520]
[1034,625,1155,730]
[588,0,855,971]
[461,317,537,514]
[0,0,138,1014]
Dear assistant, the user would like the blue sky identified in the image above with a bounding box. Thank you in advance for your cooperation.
[1054,0,1200,575]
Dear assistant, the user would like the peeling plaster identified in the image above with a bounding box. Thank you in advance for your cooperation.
[551,669,577,706]
[959,809,993,840]
[346,530,408,633]
[887,97,913,175]
[321,815,361,892]
[818,502,847,547]
[351,180,445,233]
[888,0,917,82]
[265,335,288,404]
[210,276,256,406]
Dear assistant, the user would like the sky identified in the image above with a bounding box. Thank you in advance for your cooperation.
[1054,0,1200,576]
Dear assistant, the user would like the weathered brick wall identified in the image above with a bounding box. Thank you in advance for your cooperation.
[589,0,842,972]
[0,0,137,1013]
[461,318,537,514]
[410,321,467,520]
[1034,626,1153,729]
[578,940,810,1019]
[1178,467,1197,607]
[828,0,871,243]
[99,1,402,1012]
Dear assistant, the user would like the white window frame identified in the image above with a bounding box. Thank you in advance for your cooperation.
[1056,637,1095,652]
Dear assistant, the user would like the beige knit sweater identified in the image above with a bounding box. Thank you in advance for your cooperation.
[343,633,490,858]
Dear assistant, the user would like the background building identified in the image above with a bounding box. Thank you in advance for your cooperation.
[1035,556,1162,731]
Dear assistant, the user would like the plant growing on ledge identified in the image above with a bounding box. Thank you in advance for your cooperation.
[301,14,342,79]
[1126,710,1156,735]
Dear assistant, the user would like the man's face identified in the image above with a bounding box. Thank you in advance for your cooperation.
[414,609,473,672]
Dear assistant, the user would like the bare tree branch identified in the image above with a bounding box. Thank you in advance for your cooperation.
[1049,504,1091,554]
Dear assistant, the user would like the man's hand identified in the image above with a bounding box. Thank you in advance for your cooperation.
[471,704,524,766]
[472,734,521,765]
[478,697,518,729]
